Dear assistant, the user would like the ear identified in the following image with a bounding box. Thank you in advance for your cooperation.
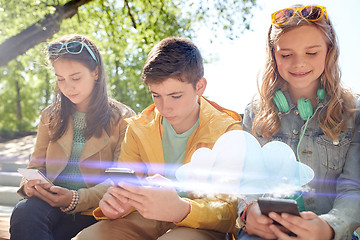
[195,77,207,96]
[93,66,99,81]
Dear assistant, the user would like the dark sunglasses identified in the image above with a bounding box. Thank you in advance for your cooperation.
[271,5,329,26]
[48,41,98,63]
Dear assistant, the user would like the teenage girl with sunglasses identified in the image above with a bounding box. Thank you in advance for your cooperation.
[10,34,135,239]
[238,5,360,240]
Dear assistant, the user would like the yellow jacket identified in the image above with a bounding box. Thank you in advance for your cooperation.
[94,97,242,233]
[17,100,135,215]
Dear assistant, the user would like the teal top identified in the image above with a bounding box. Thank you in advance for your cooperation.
[162,117,199,179]
[162,117,199,197]
[53,111,87,190]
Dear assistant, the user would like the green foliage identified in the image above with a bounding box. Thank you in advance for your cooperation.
[191,0,257,40]
[0,0,257,135]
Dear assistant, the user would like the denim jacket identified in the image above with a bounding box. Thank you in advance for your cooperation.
[239,92,360,240]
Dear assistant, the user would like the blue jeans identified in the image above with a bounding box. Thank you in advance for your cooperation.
[10,197,97,240]
[237,229,264,240]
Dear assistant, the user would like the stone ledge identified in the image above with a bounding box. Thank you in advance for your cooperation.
[0,172,22,187]
[0,187,21,207]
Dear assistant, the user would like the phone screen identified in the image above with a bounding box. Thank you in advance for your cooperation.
[105,168,142,186]
[258,197,300,235]
[258,197,300,226]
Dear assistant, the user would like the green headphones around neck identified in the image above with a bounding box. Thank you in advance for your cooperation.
[274,88,326,120]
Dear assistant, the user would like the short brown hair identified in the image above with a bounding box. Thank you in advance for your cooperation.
[141,37,204,88]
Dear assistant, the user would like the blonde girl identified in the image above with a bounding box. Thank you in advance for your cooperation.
[239,5,360,240]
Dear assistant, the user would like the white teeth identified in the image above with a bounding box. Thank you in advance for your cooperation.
[292,71,309,75]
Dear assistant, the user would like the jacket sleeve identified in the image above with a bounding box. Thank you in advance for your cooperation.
[175,123,243,233]
[237,103,260,219]
[17,112,50,198]
[70,110,136,214]
[91,121,144,219]
[175,196,238,233]
[320,112,360,240]
[112,109,137,168]
[242,102,256,134]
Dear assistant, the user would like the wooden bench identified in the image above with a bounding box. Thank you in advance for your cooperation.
[0,215,10,240]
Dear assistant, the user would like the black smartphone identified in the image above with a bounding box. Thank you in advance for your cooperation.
[258,197,300,225]
[105,167,142,186]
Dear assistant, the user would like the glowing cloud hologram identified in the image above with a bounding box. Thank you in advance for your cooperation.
[175,130,314,195]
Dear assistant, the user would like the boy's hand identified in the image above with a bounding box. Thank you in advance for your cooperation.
[244,202,279,239]
[268,211,334,240]
[117,174,190,223]
[99,186,133,219]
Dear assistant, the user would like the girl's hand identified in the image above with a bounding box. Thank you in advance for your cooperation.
[23,179,52,197]
[117,174,190,223]
[99,186,133,219]
[30,184,73,208]
[269,211,334,240]
[244,202,279,239]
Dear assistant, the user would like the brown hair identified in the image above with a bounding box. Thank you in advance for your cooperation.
[45,34,120,141]
[252,5,356,140]
[141,37,204,88]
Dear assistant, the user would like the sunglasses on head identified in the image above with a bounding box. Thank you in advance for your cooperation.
[48,41,98,63]
[271,5,329,26]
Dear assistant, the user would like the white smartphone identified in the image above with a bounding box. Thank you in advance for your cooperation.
[17,168,54,185]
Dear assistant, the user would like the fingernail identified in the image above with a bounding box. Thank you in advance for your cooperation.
[269,212,277,219]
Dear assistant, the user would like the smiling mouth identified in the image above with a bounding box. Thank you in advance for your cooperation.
[290,71,311,77]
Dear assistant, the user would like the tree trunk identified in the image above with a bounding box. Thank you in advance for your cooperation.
[44,71,51,106]
[15,79,22,121]
[0,0,93,67]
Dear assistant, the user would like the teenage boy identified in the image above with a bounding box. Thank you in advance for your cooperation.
[75,37,242,240]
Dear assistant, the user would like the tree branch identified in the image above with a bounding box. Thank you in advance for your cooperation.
[0,0,93,67]
[124,0,137,29]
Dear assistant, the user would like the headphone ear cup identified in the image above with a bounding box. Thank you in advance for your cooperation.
[317,88,326,100]
[274,90,290,112]
[297,98,313,120]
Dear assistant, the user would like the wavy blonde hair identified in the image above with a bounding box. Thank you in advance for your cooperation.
[252,5,356,140]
